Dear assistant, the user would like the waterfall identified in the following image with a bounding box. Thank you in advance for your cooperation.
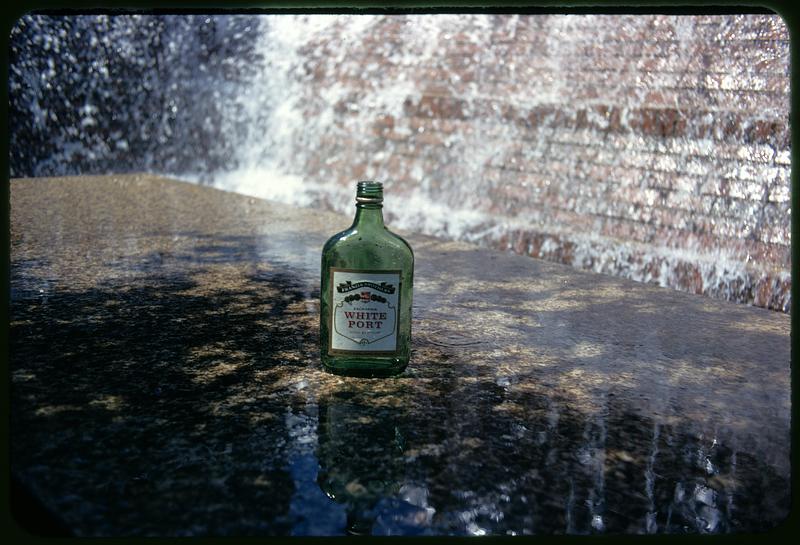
[9,13,791,311]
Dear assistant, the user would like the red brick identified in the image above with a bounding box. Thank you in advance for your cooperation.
[293,13,790,311]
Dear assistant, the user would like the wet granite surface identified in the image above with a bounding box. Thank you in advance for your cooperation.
[10,175,791,536]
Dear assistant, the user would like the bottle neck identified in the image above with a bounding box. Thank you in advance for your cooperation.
[352,202,385,229]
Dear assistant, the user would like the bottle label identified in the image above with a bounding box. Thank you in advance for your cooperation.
[329,269,401,354]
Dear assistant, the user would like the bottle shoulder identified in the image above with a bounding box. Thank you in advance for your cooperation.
[324,226,412,253]
[386,227,414,257]
[321,226,413,273]
[322,227,352,253]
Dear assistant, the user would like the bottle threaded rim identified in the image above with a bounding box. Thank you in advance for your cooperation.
[356,180,383,203]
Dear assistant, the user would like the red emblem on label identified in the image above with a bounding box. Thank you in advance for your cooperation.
[360,291,371,302]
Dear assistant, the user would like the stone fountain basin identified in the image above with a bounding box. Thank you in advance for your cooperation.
[10,175,790,536]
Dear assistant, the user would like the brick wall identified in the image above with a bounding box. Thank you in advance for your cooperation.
[285,14,790,311]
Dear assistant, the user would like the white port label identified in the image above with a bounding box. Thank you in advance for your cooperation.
[329,269,400,353]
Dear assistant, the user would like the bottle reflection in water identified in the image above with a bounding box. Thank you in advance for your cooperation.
[316,394,433,535]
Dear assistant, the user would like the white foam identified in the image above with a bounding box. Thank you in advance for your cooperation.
[208,167,340,210]
[163,14,790,309]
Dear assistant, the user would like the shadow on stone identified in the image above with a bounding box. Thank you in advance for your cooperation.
[10,262,319,535]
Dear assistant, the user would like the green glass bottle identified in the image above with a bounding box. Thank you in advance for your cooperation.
[320,181,414,377]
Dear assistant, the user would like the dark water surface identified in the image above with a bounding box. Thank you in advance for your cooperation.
[10,176,790,536]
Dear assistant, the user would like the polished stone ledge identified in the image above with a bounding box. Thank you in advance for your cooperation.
[10,175,790,536]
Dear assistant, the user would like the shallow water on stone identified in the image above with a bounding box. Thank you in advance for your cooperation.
[10,177,790,536]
